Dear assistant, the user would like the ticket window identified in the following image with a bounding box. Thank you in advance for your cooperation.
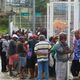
[47,0,79,47]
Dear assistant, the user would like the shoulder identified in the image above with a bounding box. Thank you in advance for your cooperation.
[36,41,49,45]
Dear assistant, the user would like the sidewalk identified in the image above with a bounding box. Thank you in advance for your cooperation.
[0,72,54,80]
[0,58,54,80]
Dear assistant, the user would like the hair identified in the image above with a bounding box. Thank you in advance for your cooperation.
[39,35,45,41]
[59,32,67,41]
[74,30,80,34]
[49,36,53,41]
[74,30,80,39]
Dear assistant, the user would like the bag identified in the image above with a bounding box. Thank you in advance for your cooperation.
[27,50,32,59]
[49,53,54,67]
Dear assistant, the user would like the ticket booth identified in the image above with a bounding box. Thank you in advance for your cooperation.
[47,0,80,79]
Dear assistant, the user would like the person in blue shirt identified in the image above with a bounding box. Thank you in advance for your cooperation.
[71,30,80,79]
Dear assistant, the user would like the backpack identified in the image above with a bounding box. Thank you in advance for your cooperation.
[49,53,54,67]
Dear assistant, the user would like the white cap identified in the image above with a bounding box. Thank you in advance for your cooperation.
[12,34,18,38]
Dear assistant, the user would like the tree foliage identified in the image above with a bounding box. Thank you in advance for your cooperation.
[35,0,49,15]
[0,16,8,34]
[0,16,8,26]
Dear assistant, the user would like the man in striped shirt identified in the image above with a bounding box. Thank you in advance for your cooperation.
[34,35,51,80]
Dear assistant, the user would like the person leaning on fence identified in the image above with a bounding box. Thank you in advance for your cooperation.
[51,32,72,80]
[34,35,51,80]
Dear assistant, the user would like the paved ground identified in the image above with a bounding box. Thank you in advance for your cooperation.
[0,58,54,80]
[1,58,80,80]
[0,72,54,80]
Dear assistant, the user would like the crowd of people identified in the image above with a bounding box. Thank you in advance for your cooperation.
[0,29,80,80]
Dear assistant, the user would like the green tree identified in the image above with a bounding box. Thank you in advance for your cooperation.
[0,16,8,34]
[35,0,49,15]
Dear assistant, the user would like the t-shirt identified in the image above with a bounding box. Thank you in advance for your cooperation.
[34,41,51,62]
[17,41,26,57]
[74,39,80,60]
[8,40,16,56]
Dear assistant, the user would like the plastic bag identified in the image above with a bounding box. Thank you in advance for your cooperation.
[49,53,54,67]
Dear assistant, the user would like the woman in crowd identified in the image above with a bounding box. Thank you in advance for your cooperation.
[17,36,27,79]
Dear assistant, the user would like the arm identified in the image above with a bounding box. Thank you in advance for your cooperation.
[50,45,56,58]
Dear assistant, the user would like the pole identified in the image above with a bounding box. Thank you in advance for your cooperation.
[67,0,71,80]
[19,0,21,29]
[20,8,21,28]
[32,0,36,33]
[4,0,6,12]
[74,0,79,30]
[50,2,54,36]
[47,3,50,40]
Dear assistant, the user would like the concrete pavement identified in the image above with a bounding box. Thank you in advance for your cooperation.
[0,72,54,80]
[0,58,54,80]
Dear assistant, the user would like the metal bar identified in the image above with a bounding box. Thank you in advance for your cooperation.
[32,0,36,33]
[67,0,71,80]
[50,1,74,4]
[47,3,50,39]
[74,0,79,30]
[49,2,54,36]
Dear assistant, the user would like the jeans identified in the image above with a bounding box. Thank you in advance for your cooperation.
[71,60,80,76]
[38,61,49,80]
[19,56,26,67]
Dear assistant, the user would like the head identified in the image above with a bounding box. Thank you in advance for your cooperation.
[49,36,53,42]
[12,34,18,41]
[19,36,25,43]
[32,34,38,40]
[39,35,45,41]
[59,32,67,43]
[5,34,10,40]
[74,30,80,40]
[53,35,58,43]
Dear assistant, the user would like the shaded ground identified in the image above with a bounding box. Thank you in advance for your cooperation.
[0,72,55,80]
[0,58,55,80]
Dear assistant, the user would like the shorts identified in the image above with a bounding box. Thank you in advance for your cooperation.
[9,54,19,65]
[19,56,26,67]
